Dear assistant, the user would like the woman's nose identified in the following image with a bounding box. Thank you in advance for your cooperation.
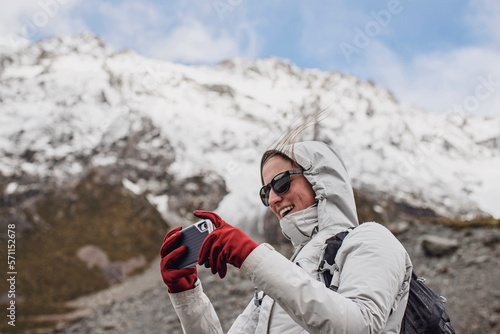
[268,189,282,206]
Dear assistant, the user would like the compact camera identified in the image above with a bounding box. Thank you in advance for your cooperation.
[175,219,215,269]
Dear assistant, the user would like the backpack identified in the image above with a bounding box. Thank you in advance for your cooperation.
[318,230,455,334]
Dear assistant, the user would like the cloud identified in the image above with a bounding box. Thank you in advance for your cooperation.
[362,42,500,115]
[291,1,500,116]
[1,0,258,64]
[305,0,500,116]
[145,19,242,63]
[466,0,500,43]
[95,0,167,47]
[373,0,500,116]
[92,0,258,64]
[0,0,44,50]
[0,0,87,52]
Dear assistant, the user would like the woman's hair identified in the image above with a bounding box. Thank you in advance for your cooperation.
[260,108,330,183]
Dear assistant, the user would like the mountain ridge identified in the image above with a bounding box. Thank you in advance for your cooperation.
[1,31,500,334]
[1,32,499,226]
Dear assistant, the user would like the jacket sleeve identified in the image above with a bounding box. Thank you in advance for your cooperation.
[241,224,412,334]
[168,279,224,334]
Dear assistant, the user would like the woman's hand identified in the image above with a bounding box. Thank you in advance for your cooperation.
[195,210,258,279]
[160,226,198,293]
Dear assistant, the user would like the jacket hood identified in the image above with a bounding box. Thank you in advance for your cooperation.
[272,141,359,246]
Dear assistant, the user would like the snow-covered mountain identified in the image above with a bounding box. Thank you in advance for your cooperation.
[1,32,499,228]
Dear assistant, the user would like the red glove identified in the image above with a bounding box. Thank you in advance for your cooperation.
[160,226,198,293]
[195,210,258,279]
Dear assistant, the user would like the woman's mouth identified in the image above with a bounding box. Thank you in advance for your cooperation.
[280,205,294,218]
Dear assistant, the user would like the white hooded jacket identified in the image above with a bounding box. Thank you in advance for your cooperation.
[169,141,413,333]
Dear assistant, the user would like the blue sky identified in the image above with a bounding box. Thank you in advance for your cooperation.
[2,0,499,116]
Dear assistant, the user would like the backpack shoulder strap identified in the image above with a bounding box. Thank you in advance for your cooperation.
[318,230,350,288]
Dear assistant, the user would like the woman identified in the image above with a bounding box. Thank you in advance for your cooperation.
[160,141,413,333]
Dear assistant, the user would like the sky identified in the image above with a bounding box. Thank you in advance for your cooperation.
[1,0,500,117]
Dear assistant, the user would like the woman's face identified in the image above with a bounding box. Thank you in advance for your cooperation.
[261,155,316,220]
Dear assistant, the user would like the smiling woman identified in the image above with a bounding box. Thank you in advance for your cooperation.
[159,110,420,332]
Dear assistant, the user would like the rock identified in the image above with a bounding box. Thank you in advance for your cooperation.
[262,209,287,243]
[77,245,110,269]
[465,255,490,266]
[77,245,147,283]
[421,235,459,257]
[167,172,228,219]
[483,234,500,247]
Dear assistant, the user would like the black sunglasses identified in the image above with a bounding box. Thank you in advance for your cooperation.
[259,169,303,206]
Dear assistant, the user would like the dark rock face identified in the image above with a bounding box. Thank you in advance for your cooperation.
[262,209,287,244]
[167,172,228,219]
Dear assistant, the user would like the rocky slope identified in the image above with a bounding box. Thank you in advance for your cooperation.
[54,221,500,334]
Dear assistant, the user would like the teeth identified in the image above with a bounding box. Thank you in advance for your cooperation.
[280,206,294,218]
